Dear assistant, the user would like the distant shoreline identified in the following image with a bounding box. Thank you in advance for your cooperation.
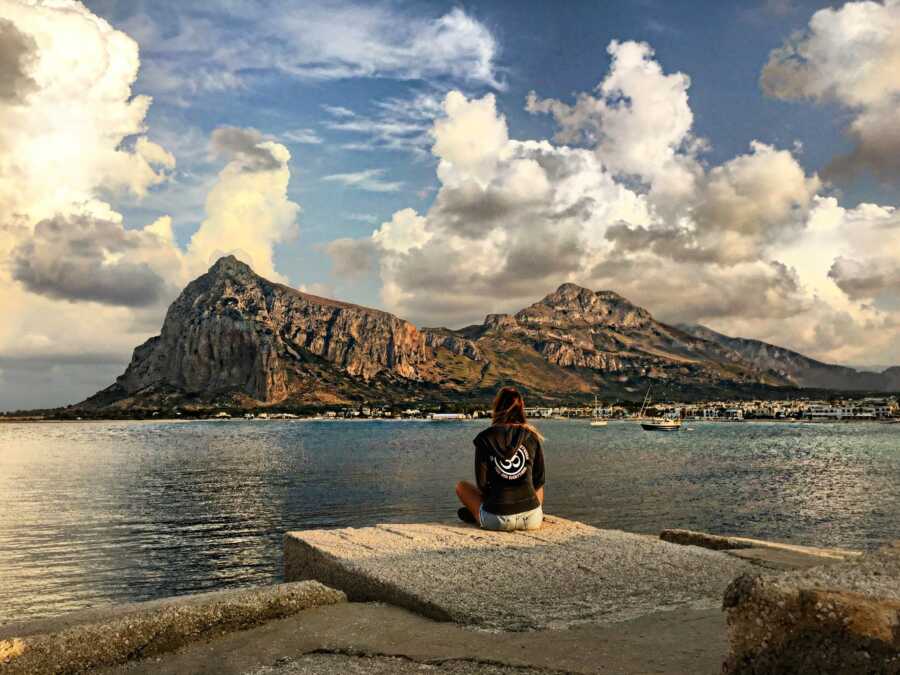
[2,416,897,425]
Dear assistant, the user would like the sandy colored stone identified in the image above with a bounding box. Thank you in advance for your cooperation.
[99,601,729,675]
[0,639,25,662]
[660,528,861,561]
[660,529,755,551]
[722,541,900,673]
[284,516,753,631]
[0,581,345,675]
[246,654,554,675]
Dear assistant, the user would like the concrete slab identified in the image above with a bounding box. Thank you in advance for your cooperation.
[245,654,556,674]
[0,581,345,675]
[284,516,754,631]
[725,547,846,571]
[102,600,730,675]
[659,529,860,562]
[723,541,900,673]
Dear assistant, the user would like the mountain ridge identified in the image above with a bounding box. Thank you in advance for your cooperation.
[678,323,900,393]
[80,257,896,410]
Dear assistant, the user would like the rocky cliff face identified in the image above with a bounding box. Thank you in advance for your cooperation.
[113,256,436,404]
[460,283,781,385]
[86,257,887,410]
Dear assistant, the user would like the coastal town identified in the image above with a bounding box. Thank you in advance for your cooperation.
[4,394,898,423]
[207,395,899,422]
[0,395,900,423]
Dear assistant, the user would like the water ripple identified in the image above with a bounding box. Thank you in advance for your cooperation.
[0,419,898,623]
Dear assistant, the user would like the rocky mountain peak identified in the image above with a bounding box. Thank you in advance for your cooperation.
[546,282,596,306]
[202,255,259,287]
[483,313,518,330]
[518,283,651,329]
[92,256,895,411]
[109,257,439,405]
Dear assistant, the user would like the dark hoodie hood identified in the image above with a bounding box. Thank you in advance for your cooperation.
[478,424,531,460]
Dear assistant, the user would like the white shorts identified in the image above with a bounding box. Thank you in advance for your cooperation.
[479,505,543,531]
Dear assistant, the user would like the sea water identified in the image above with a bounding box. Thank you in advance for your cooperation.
[1,418,898,622]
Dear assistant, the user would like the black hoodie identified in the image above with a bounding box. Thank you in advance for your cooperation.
[473,424,545,516]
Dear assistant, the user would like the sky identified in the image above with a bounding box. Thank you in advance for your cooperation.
[2,0,900,409]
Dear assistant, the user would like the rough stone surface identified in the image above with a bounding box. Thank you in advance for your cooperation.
[284,516,754,631]
[246,654,553,675]
[661,528,755,551]
[680,323,900,391]
[726,547,847,571]
[101,600,729,675]
[0,581,345,674]
[107,255,435,404]
[661,528,861,561]
[722,541,900,674]
[82,256,796,409]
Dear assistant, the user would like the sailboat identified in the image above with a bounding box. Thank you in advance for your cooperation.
[637,386,681,432]
[590,395,608,427]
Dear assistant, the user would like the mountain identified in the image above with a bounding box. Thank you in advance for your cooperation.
[82,256,862,411]
[84,256,440,409]
[679,324,900,392]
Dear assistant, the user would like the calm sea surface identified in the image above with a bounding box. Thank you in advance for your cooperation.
[1,419,898,623]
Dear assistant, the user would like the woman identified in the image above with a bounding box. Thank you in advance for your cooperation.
[455,387,545,531]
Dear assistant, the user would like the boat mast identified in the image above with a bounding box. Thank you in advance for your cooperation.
[638,386,651,418]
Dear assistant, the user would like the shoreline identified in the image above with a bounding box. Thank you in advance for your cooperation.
[2,415,897,424]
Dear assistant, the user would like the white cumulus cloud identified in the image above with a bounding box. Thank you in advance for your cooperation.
[762,0,900,178]
[0,1,301,407]
[327,41,900,366]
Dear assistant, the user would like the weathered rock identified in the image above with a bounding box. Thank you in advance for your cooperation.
[284,516,754,632]
[661,528,755,550]
[81,256,798,409]
[661,529,862,573]
[247,654,550,675]
[472,282,785,386]
[113,256,437,403]
[722,541,900,674]
[0,581,345,675]
[660,528,860,559]
[483,313,518,331]
[421,329,481,361]
[97,601,731,675]
[516,284,654,331]
[681,323,900,391]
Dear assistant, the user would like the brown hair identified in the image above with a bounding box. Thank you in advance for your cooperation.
[491,386,544,441]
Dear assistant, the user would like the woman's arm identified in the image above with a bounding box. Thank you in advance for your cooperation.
[532,437,545,504]
[475,442,489,495]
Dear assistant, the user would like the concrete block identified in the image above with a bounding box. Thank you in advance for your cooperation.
[660,528,860,562]
[660,528,754,550]
[0,581,345,675]
[284,516,753,631]
[722,541,900,673]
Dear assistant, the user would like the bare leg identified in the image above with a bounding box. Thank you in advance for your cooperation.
[535,486,544,506]
[455,481,483,522]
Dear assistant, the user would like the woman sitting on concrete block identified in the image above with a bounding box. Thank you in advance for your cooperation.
[456,387,545,531]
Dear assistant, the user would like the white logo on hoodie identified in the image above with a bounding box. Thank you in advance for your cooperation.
[492,444,529,480]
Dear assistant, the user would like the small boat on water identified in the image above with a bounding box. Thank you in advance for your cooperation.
[640,418,682,431]
[636,386,682,432]
[590,395,608,427]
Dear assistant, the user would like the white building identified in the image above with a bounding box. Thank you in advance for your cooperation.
[804,404,883,419]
